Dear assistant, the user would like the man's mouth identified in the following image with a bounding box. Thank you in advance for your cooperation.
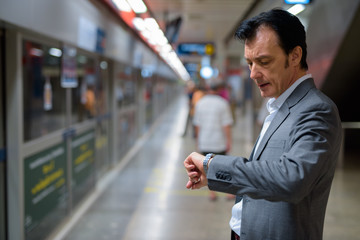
[258,82,270,88]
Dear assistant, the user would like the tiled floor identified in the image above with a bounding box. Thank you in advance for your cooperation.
[54,95,360,240]
[324,153,360,240]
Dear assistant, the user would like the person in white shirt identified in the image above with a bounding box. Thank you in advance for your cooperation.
[193,77,234,200]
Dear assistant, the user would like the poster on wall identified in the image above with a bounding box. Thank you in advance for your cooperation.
[61,45,78,88]
[24,143,67,233]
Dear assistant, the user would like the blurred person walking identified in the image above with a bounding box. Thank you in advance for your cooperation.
[183,81,196,137]
[193,77,234,201]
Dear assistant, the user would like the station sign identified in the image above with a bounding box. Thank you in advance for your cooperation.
[284,0,311,4]
[183,62,199,79]
[177,43,215,56]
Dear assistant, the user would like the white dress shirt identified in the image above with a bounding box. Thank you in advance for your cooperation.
[229,74,312,235]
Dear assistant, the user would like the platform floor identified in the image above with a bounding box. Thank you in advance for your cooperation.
[53,95,360,240]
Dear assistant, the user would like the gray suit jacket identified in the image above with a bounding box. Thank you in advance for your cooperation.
[207,78,342,240]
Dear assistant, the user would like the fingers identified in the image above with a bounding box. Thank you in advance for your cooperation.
[188,170,199,179]
[184,152,204,171]
[186,180,193,189]
[187,177,207,190]
[186,178,201,189]
[184,152,207,190]
[184,162,196,172]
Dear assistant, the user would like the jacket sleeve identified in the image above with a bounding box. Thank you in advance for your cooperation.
[207,97,342,203]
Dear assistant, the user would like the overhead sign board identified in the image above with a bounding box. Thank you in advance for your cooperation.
[284,0,311,4]
[177,43,215,56]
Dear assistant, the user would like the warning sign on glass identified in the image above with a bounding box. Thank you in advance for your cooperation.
[61,45,78,88]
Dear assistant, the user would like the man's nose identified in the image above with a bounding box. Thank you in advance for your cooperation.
[250,64,262,80]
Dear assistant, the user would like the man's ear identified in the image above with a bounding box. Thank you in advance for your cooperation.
[290,46,302,67]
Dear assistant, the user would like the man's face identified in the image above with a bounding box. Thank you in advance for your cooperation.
[244,26,296,99]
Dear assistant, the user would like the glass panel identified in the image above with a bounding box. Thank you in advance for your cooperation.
[71,53,96,124]
[115,64,136,109]
[71,130,95,207]
[144,77,153,127]
[22,40,66,141]
[117,110,136,159]
[0,30,4,148]
[95,59,109,116]
[95,59,110,178]
[115,63,137,159]
[0,28,6,240]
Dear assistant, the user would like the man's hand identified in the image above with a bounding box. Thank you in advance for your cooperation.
[184,152,208,189]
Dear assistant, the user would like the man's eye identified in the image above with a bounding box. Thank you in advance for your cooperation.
[260,61,269,65]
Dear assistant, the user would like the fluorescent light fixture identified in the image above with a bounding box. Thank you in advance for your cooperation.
[147,36,157,45]
[156,35,168,46]
[144,18,160,31]
[287,4,306,15]
[113,0,189,80]
[140,29,151,39]
[151,29,168,46]
[132,17,146,31]
[112,0,132,12]
[127,0,147,13]
[49,48,62,57]
[162,44,172,53]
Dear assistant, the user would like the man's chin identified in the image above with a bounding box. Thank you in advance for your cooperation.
[260,91,269,98]
[259,89,275,98]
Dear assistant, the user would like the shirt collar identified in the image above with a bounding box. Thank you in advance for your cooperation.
[267,74,312,114]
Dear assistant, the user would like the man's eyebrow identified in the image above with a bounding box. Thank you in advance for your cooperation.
[245,55,273,62]
[255,55,273,60]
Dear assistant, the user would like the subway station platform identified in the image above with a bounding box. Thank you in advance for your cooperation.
[51,95,360,240]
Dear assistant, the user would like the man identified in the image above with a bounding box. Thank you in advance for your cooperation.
[193,77,234,200]
[184,9,342,240]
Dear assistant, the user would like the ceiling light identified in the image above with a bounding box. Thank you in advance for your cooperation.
[160,44,172,53]
[140,29,151,39]
[156,35,168,46]
[132,17,146,31]
[49,48,62,57]
[112,0,132,12]
[200,66,214,79]
[127,0,147,13]
[287,4,306,15]
[144,18,160,31]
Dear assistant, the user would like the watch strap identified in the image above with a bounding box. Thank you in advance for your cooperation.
[203,153,214,175]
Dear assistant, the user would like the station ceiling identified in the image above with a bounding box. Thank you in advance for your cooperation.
[145,0,257,45]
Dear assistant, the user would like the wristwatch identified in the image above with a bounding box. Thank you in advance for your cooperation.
[203,153,214,175]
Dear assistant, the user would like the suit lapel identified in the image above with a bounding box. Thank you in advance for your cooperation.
[248,136,259,161]
[252,78,316,160]
[253,106,290,160]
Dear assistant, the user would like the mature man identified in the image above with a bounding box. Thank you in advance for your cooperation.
[184,9,342,240]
